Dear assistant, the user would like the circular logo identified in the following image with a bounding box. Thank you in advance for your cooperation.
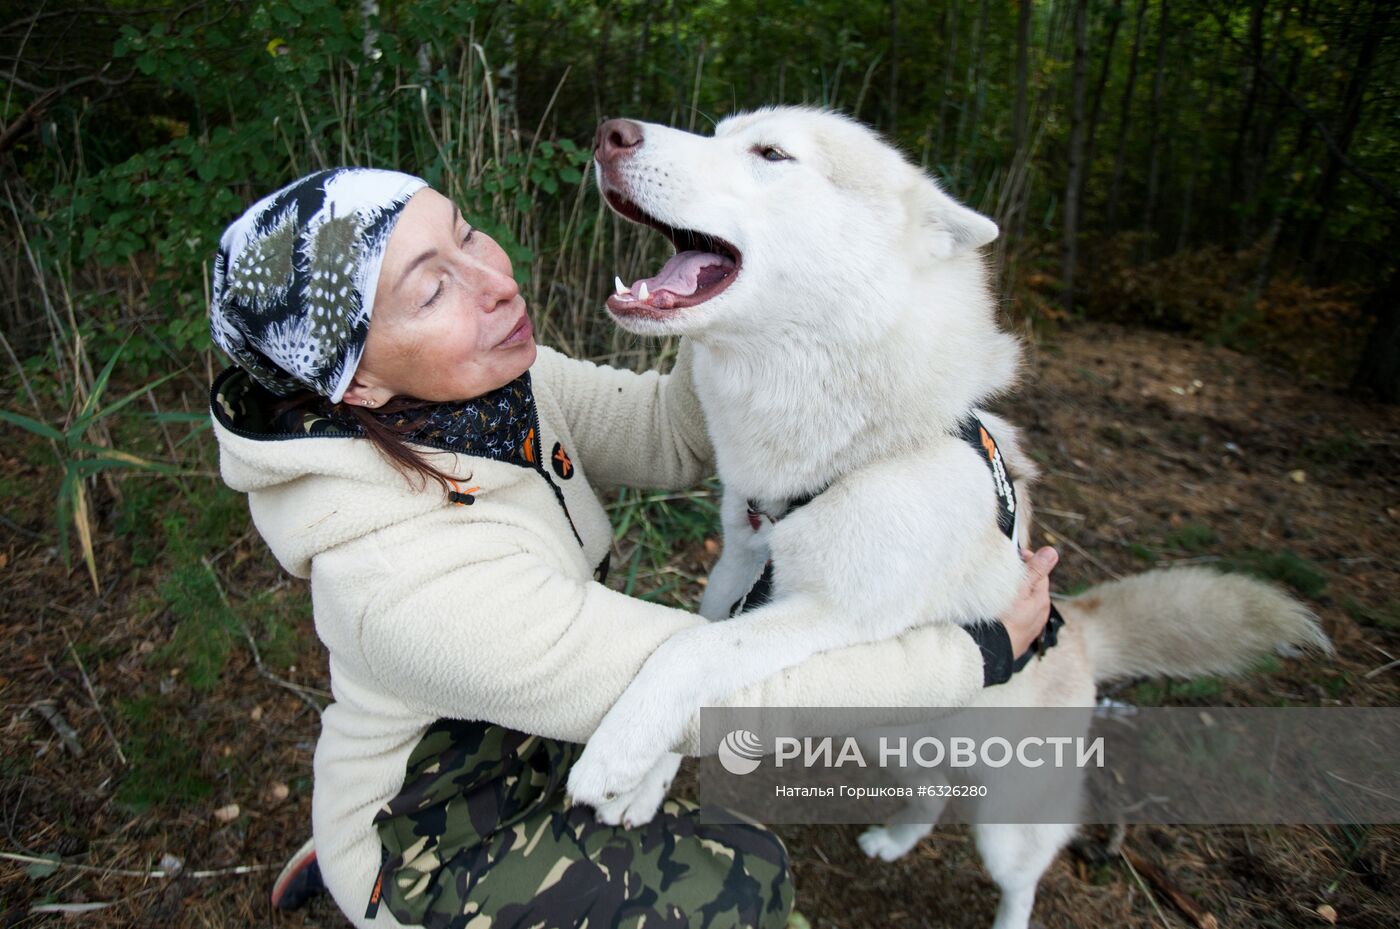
[551,441,574,479]
[717,729,765,776]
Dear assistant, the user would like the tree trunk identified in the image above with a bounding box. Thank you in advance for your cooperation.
[630,5,654,109]
[1009,0,1033,246]
[1251,0,1307,271]
[594,0,615,118]
[957,0,990,173]
[669,0,684,119]
[888,0,899,135]
[1352,262,1400,403]
[1012,0,1031,157]
[1106,0,1148,234]
[1301,0,1383,275]
[1156,16,1189,247]
[1063,0,1089,311]
[1254,2,1305,220]
[1228,0,1266,246]
[1141,0,1171,255]
[935,3,958,167]
[1079,0,1124,210]
[1177,47,1205,251]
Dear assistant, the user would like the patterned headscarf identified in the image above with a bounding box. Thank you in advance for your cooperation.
[209,168,428,402]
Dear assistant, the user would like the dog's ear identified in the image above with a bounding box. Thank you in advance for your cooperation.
[916,176,999,259]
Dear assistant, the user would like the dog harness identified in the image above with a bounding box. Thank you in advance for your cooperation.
[728,414,1063,680]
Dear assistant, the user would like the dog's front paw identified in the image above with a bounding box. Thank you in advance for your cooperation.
[565,736,665,818]
[590,753,682,828]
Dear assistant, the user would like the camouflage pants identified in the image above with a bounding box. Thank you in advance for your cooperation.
[368,718,794,929]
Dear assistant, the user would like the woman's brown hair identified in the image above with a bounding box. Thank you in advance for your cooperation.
[274,392,466,492]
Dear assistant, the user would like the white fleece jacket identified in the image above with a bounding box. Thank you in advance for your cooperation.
[211,341,987,928]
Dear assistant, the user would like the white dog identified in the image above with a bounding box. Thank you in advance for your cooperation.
[566,107,1329,929]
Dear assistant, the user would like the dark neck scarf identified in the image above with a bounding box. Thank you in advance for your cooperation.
[300,372,539,467]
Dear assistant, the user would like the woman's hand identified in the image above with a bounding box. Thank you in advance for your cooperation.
[1001,546,1059,659]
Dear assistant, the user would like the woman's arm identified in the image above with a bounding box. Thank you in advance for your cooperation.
[346,528,1053,755]
[531,341,713,492]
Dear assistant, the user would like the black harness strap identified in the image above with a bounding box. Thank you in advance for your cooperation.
[727,489,822,617]
[725,414,1063,678]
[728,562,776,617]
[957,413,1064,674]
[1015,603,1065,673]
[956,415,1019,541]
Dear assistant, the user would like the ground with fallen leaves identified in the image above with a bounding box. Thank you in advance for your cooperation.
[2,321,1397,928]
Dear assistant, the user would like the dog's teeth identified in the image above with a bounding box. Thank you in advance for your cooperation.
[638,282,650,301]
[614,276,630,296]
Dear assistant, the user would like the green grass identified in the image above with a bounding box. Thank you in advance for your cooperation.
[608,479,721,607]
[1128,542,1156,562]
[0,749,33,781]
[1172,677,1225,699]
[1095,424,1126,446]
[0,471,31,501]
[1125,681,1170,704]
[1165,423,1206,446]
[114,695,213,813]
[1164,521,1217,554]
[113,476,171,567]
[69,636,120,668]
[1300,430,1365,466]
[1218,549,1328,599]
[609,478,720,550]
[144,487,269,689]
[1250,653,1282,676]
[1345,598,1400,633]
[1324,824,1376,894]
[156,556,240,690]
[242,586,310,671]
[1126,675,1224,705]
[1076,367,1112,389]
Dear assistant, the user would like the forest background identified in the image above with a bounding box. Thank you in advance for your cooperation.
[2,1,1399,927]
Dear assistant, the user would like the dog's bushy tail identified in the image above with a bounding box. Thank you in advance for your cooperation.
[1061,566,1331,685]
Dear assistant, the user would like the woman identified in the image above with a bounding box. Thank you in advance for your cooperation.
[208,168,1058,929]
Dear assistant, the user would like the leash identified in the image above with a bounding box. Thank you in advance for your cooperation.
[727,414,1063,675]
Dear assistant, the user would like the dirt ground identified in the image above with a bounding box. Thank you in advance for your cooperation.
[2,320,1397,928]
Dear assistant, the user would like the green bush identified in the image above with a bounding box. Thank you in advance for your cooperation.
[21,0,596,377]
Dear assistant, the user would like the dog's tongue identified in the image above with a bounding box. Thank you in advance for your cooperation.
[631,250,735,297]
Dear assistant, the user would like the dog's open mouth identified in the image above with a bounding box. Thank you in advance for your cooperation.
[604,190,741,315]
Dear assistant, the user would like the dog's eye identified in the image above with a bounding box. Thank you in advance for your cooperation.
[753,145,793,163]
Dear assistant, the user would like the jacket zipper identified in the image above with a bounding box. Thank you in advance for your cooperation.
[523,399,585,548]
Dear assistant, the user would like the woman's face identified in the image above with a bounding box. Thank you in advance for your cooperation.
[342,188,535,405]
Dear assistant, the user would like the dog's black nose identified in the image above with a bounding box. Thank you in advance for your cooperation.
[595,119,644,163]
